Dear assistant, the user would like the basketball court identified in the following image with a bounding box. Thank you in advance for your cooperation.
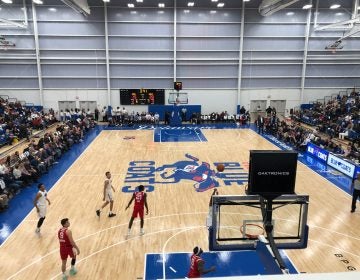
[0,125,359,279]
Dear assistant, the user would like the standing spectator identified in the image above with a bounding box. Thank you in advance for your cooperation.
[181,107,187,122]
[266,106,272,117]
[351,173,360,213]
[94,108,99,121]
[257,115,264,134]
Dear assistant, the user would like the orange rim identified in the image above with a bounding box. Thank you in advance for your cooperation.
[240,223,265,240]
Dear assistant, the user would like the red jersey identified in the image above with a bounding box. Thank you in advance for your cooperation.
[134,191,145,209]
[58,227,72,248]
[188,254,202,278]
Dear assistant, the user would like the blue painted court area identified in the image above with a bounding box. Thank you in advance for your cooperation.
[0,126,104,245]
[144,247,297,279]
[153,127,207,142]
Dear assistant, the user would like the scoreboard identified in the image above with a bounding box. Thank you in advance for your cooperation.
[120,89,165,105]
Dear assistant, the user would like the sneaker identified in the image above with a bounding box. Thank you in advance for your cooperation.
[69,267,77,276]
[351,209,355,213]
[108,213,116,218]
[140,229,145,236]
[127,229,131,236]
[35,228,40,234]
[96,210,100,217]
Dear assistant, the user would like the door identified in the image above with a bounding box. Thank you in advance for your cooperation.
[58,101,76,112]
[250,100,267,113]
[270,100,286,114]
[79,101,97,113]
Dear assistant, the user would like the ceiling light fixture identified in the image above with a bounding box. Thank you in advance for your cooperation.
[1,0,13,3]
[217,3,225,8]
[33,0,43,4]
[128,3,134,8]
[103,0,110,3]
[330,4,341,9]
[136,0,143,2]
[211,0,218,2]
[302,4,312,9]
[158,3,165,8]
[187,2,194,7]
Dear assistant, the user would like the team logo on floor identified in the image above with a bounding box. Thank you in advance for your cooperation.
[122,153,248,193]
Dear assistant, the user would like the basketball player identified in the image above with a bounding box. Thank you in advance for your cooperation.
[33,183,50,234]
[187,246,215,278]
[96,171,116,218]
[58,218,80,280]
[125,184,148,236]
[351,172,360,213]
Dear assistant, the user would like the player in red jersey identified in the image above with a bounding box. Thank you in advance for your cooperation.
[125,184,148,236]
[188,246,215,278]
[58,218,80,280]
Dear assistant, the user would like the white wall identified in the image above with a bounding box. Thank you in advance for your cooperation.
[0,87,344,114]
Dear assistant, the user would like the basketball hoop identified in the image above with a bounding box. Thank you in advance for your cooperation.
[240,223,265,240]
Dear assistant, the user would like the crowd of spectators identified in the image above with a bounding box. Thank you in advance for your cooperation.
[0,105,95,211]
[257,109,360,163]
[0,98,57,147]
[293,90,360,141]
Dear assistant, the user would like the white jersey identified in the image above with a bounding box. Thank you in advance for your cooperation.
[105,179,114,202]
[37,190,48,207]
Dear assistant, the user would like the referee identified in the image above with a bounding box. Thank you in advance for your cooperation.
[351,173,360,213]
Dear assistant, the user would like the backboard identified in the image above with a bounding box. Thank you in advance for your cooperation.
[209,194,309,251]
[168,92,188,104]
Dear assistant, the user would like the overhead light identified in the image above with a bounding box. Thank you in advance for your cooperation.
[33,0,43,4]
[49,7,57,12]
[187,2,194,7]
[103,0,110,3]
[243,0,251,2]
[217,3,225,7]
[158,3,165,8]
[302,4,313,9]
[184,9,190,13]
[136,0,143,2]
[286,11,294,15]
[128,3,134,8]
[211,0,218,2]
[330,4,341,9]
[1,0,13,3]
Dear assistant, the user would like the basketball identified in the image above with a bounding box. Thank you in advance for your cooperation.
[216,164,225,172]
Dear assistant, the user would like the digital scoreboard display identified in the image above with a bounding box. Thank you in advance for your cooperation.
[120,89,165,105]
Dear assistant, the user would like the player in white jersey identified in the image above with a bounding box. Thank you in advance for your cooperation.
[33,183,51,234]
[96,171,116,218]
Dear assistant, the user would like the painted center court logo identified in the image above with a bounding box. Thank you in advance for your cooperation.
[122,153,248,193]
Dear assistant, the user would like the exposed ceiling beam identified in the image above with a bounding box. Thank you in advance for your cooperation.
[259,0,301,16]
[61,0,90,16]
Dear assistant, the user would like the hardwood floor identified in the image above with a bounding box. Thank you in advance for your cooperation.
[0,129,359,279]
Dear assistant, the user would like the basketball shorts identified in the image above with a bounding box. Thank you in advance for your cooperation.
[60,246,75,260]
[105,191,114,202]
[132,207,144,219]
[37,205,47,218]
